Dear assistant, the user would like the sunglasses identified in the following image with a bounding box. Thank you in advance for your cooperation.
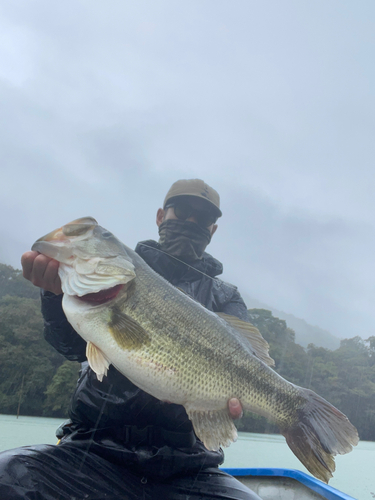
[165,201,218,228]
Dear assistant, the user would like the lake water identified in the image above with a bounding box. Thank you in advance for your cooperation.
[0,414,373,499]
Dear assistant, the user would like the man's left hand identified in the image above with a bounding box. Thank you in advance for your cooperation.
[228,398,243,419]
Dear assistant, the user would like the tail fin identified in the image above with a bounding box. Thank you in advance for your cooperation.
[281,389,359,483]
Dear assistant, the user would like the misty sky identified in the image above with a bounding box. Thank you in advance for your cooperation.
[0,0,374,340]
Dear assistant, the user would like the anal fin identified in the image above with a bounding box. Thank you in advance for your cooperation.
[187,408,238,451]
[86,341,110,381]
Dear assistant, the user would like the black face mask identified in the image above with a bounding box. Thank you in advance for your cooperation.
[158,219,212,263]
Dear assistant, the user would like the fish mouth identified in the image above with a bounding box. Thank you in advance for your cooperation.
[33,227,68,244]
[31,217,98,262]
[76,284,124,305]
[32,226,72,260]
[33,217,98,244]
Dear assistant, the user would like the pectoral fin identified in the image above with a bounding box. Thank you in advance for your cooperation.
[187,408,238,450]
[109,306,151,350]
[86,341,110,381]
[216,313,275,367]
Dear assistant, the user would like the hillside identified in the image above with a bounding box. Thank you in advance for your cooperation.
[243,295,340,350]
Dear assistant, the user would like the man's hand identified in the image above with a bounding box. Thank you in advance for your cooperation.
[21,251,62,295]
[228,398,243,420]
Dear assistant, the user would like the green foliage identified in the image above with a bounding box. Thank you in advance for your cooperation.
[0,264,39,300]
[319,337,375,441]
[243,309,375,441]
[248,308,307,385]
[44,361,80,416]
[0,295,65,416]
[0,264,78,418]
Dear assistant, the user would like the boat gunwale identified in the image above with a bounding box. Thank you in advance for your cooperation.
[221,468,356,500]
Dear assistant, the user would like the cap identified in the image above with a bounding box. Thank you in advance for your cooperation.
[163,179,222,217]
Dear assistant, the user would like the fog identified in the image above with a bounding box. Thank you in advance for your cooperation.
[1,0,374,340]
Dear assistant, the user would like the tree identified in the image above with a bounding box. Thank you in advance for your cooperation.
[0,295,64,416]
[44,361,80,417]
[0,264,81,418]
[242,310,375,440]
[0,264,39,300]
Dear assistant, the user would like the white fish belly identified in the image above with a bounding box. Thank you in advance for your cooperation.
[62,295,203,406]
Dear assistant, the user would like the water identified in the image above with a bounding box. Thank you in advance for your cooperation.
[223,432,375,500]
[0,415,373,499]
[0,414,65,451]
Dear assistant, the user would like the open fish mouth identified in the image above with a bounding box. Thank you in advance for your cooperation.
[76,284,125,304]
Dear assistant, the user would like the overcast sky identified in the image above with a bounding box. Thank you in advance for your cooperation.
[0,0,374,340]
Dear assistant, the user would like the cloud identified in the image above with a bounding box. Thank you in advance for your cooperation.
[213,185,375,339]
[0,0,374,342]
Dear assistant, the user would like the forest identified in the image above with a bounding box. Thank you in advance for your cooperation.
[1,263,374,440]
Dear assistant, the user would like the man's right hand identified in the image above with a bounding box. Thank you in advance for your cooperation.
[21,251,62,295]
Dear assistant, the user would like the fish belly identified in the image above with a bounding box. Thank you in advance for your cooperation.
[62,295,230,409]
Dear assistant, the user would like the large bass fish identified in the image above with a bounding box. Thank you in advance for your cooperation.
[32,217,358,483]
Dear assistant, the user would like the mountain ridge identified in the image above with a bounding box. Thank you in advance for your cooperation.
[243,294,341,350]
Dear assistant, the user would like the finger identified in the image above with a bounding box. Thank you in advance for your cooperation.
[228,398,243,420]
[32,254,53,285]
[43,259,62,294]
[21,251,40,280]
[28,254,62,294]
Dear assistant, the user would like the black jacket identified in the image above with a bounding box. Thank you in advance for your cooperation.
[41,240,249,478]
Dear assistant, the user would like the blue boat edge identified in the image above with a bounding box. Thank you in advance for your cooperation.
[220,468,357,500]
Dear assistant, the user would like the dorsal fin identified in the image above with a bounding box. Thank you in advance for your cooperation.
[216,313,275,367]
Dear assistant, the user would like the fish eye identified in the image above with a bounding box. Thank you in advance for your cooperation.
[63,224,91,237]
[101,231,113,239]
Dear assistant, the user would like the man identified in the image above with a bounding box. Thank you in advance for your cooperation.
[0,179,261,500]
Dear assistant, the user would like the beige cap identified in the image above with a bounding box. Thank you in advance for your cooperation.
[163,179,222,217]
